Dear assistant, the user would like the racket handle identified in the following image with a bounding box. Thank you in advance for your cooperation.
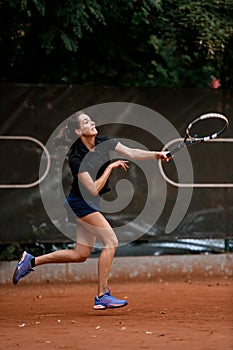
[166,139,200,159]
[167,143,186,158]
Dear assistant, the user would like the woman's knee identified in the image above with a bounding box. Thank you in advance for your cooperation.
[73,247,91,262]
[103,235,118,249]
[77,254,88,263]
[112,236,118,248]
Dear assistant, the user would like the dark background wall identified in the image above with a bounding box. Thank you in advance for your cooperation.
[0,84,232,244]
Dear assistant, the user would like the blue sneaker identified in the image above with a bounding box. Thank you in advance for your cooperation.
[12,251,34,285]
[93,287,128,310]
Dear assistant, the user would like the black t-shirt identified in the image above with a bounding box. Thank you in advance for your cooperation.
[68,135,119,199]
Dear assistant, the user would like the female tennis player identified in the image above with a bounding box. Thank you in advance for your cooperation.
[12,111,169,309]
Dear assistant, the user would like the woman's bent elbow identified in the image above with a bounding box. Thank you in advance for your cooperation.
[89,188,99,196]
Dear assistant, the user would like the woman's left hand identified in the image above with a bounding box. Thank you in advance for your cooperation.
[110,160,129,171]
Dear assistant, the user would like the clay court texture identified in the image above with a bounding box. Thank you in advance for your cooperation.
[0,254,232,350]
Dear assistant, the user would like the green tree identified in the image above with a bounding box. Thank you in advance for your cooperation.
[0,0,232,88]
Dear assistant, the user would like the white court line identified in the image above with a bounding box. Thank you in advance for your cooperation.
[0,136,51,188]
[159,138,233,188]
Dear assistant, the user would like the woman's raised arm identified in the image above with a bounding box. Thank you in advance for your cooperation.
[115,142,170,161]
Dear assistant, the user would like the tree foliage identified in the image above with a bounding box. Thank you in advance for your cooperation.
[0,0,232,88]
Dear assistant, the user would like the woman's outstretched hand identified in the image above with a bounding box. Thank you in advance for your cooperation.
[155,152,172,162]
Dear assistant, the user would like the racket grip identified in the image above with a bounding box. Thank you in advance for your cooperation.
[167,142,187,158]
[166,147,181,158]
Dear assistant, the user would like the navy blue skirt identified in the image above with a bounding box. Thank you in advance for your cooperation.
[64,192,101,223]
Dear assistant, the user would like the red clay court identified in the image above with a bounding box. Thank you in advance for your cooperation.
[0,255,232,350]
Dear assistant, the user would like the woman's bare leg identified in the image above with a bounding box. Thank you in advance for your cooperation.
[33,211,118,298]
[78,212,118,297]
[34,222,95,266]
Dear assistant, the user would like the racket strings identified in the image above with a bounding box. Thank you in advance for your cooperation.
[187,118,227,139]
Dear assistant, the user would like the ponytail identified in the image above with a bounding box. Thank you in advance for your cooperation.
[53,110,85,147]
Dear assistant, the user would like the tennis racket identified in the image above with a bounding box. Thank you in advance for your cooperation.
[166,113,229,158]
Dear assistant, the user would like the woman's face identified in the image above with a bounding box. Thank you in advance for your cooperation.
[76,114,98,137]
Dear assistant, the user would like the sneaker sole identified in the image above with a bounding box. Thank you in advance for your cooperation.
[12,267,19,285]
[93,302,128,310]
[12,251,33,285]
[12,252,25,285]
